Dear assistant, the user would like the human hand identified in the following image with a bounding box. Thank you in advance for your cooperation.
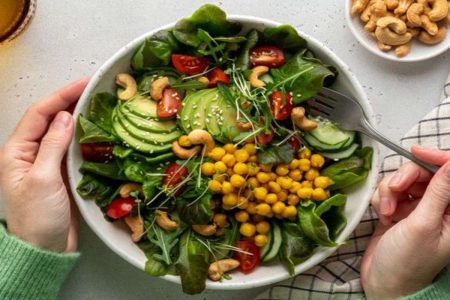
[361,146,450,299]
[0,78,89,253]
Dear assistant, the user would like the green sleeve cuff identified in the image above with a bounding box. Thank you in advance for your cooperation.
[0,225,79,300]
[399,271,450,300]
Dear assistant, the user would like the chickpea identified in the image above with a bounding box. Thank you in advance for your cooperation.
[214,161,228,173]
[299,148,311,159]
[277,190,288,202]
[287,194,300,206]
[289,159,300,170]
[304,169,319,181]
[222,154,236,167]
[221,181,235,194]
[282,205,297,218]
[298,159,311,172]
[314,176,332,189]
[235,149,250,163]
[275,164,289,176]
[248,177,260,189]
[277,176,293,189]
[208,147,226,161]
[246,202,257,214]
[201,162,215,176]
[312,188,328,201]
[247,163,260,176]
[302,180,313,188]
[297,187,313,199]
[259,164,273,172]
[213,213,228,227]
[254,234,269,247]
[256,172,271,183]
[255,203,271,216]
[254,187,268,201]
[249,155,258,162]
[272,201,286,214]
[208,180,222,192]
[223,193,238,206]
[268,181,281,193]
[256,221,271,234]
[265,193,278,204]
[243,143,257,155]
[223,143,236,154]
[289,182,302,194]
[233,162,249,175]
[310,154,325,168]
[235,210,250,223]
[240,222,256,237]
[289,169,303,181]
[230,174,246,188]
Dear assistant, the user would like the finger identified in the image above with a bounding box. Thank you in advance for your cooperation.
[378,174,403,217]
[33,111,74,173]
[417,161,450,219]
[62,164,79,252]
[411,145,450,166]
[388,162,433,192]
[391,199,420,222]
[10,78,89,143]
[406,182,428,198]
[371,176,396,225]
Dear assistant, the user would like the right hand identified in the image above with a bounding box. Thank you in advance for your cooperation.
[361,146,450,299]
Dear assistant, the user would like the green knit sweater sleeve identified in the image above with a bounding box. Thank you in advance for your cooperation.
[398,272,450,300]
[0,225,79,300]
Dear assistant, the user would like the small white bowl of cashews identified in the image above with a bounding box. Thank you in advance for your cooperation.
[345,0,450,62]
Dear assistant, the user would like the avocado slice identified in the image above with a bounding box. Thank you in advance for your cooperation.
[112,117,173,154]
[217,94,241,142]
[125,95,157,118]
[116,109,181,145]
[118,105,177,133]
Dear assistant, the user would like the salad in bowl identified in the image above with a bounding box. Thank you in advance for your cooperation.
[71,4,376,295]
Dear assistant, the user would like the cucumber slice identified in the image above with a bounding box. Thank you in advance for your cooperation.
[304,133,349,151]
[310,120,355,146]
[320,143,359,160]
[262,222,282,262]
[260,228,273,259]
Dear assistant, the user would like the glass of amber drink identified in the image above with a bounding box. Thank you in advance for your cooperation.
[0,0,36,43]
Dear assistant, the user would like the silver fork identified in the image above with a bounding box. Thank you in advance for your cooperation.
[308,88,439,174]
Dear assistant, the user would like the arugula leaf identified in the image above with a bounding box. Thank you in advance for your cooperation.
[257,143,294,165]
[321,147,373,190]
[269,50,336,103]
[263,25,307,53]
[77,115,117,143]
[138,241,169,277]
[235,30,260,70]
[279,222,315,276]
[171,78,207,91]
[149,224,180,265]
[79,160,127,181]
[123,158,164,183]
[87,92,117,133]
[213,218,240,260]
[131,38,173,71]
[298,194,347,247]
[112,145,134,159]
[175,230,210,295]
[142,177,160,201]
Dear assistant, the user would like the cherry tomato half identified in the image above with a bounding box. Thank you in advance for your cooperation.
[157,88,182,119]
[207,68,230,87]
[270,91,293,121]
[256,129,274,145]
[81,142,114,163]
[171,54,210,75]
[288,136,301,153]
[106,197,135,219]
[250,46,285,68]
[235,240,260,273]
[162,162,189,195]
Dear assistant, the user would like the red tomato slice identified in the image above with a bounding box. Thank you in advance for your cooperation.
[171,54,210,75]
[256,129,274,145]
[207,68,230,87]
[81,142,114,163]
[162,162,189,195]
[250,46,285,68]
[288,136,301,153]
[235,240,260,273]
[157,88,182,119]
[270,91,293,121]
[106,197,135,219]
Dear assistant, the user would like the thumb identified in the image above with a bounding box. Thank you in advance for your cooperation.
[33,111,74,173]
[417,161,450,220]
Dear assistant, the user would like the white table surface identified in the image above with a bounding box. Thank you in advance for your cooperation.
[0,0,448,299]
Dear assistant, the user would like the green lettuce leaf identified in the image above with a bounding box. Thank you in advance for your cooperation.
[87,92,117,133]
[79,160,127,181]
[77,115,117,143]
[76,173,119,207]
[131,38,173,71]
[235,29,260,70]
[263,25,307,53]
[257,143,294,165]
[176,193,213,225]
[269,50,336,103]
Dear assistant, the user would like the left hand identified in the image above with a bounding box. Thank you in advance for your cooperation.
[0,78,89,253]
[361,146,450,299]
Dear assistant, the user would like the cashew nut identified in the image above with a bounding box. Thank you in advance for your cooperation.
[420,14,439,35]
[198,76,210,86]
[150,76,170,101]
[395,41,412,57]
[365,0,388,31]
[394,0,413,15]
[418,25,448,44]
[236,122,253,130]
[377,40,393,51]
[155,210,177,231]
[377,16,408,33]
[352,0,371,15]
[119,183,142,198]
[249,66,269,88]
[124,215,144,242]
[291,107,317,131]
[375,26,412,45]
[406,3,424,27]
[208,259,240,281]
[385,0,399,10]
[116,73,137,101]
[187,129,216,155]
[428,0,449,22]
[172,141,202,159]
[192,224,217,236]
[361,1,374,22]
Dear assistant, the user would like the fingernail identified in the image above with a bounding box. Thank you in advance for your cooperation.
[388,172,403,187]
[380,196,392,215]
[52,112,71,131]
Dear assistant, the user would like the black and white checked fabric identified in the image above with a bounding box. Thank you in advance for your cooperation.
[256,74,450,300]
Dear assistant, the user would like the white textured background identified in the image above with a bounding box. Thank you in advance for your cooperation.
[0,1,448,299]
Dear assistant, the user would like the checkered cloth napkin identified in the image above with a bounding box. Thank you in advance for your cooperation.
[256,74,450,300]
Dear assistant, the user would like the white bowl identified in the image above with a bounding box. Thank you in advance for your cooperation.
[67,15,380,290]
[345,0,450,62]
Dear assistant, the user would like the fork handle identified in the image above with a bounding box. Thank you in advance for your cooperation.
[359,118,439,174]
